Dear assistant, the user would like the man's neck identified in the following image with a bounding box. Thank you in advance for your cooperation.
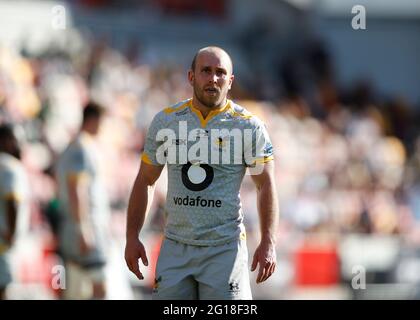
[191,97,227,118]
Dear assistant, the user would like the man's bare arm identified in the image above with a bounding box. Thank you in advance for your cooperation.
[250,161,279,283]
[125,161,164,280]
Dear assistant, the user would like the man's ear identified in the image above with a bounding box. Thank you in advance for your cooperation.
[188,70,194,86]
[228,74,235,90]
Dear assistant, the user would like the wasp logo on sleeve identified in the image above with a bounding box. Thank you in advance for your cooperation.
[264,142,273,155]
[181,161,214,191]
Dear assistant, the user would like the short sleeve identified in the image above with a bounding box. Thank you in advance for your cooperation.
[244,120,274,167]
[141,113,165,166]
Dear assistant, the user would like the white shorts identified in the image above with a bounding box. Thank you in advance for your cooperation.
[152,238,252,300]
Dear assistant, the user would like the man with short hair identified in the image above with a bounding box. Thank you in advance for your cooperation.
[0,124,29,300]
[125,47,279,299]
[56,102,110,299]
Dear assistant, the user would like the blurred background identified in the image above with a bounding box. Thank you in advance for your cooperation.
[1,0,420,299]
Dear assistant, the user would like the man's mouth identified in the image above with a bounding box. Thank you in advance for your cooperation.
[205,87,219,95]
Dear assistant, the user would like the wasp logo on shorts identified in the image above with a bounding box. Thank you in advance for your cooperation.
[181,161,214,191]
[229,282,240,294]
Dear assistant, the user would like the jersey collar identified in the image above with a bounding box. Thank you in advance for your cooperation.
[189,99,232,128]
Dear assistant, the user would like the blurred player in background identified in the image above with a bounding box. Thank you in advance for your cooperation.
[125,46,279,299]
[0,125,29,300]
[56,102,111,299]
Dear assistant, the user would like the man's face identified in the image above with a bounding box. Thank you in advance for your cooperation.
[188,51,234,109]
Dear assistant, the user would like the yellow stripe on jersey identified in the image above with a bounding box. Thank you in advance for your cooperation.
[189,99,232,128]
[141,153,153,165]
[163,100,191,114]
[253,156,274,164]
[141,153,163,166]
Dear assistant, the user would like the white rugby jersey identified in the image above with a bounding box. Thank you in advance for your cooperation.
[55,132,110,260]
[142,98,274,246]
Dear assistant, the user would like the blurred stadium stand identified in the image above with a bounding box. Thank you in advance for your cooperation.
[1,0,420,299]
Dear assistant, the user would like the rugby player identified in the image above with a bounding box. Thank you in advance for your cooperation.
[125,47,279,299]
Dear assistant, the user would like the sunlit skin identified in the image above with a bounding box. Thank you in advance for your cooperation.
[188,47,234,118]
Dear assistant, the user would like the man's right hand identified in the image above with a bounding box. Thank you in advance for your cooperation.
[125,238,149,280]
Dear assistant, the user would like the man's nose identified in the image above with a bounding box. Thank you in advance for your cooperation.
[209,73,218,83]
